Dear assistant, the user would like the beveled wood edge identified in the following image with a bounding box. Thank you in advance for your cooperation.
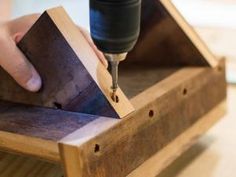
[160,0,218,67]
[127,100,226,177]
[46,7,134,118]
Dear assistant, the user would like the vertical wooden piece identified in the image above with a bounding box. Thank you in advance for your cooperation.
[0,7,134,118]
[124,0,217,67]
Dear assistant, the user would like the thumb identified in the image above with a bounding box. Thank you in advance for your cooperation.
[0,30,41,92]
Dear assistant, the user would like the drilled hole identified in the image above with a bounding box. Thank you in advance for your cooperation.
[217,66,222,72]
[183,88,188,96]
[54,102,62,109]
[94,144,100,153]
[111,94,119,103]
[149,110,154,118]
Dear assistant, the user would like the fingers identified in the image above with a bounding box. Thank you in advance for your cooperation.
[0,21,41,92]
[79,27,108,68]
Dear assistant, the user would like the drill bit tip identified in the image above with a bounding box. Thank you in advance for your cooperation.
[111,89,119,103]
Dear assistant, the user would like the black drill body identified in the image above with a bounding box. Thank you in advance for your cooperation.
[89,0,141,54]
[89,0,141,100]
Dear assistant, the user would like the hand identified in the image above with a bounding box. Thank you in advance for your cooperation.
[0,14,107,92]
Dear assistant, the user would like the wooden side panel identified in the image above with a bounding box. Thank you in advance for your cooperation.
[59,60,226,177]
[0,7,134,118]
[123,0,217,67]
[128,101,226,177]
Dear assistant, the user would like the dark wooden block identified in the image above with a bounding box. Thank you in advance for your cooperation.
[0,7,134,118]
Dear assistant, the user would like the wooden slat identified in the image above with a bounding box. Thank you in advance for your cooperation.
[0,7,134,118]
[59,60,226,177]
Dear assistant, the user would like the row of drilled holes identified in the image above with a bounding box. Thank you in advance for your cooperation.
[53,88,188,154]
[94,87,188,153]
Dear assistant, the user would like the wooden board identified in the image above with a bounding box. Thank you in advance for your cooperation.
[0,151,63,177]
[124,0,217,67]
[0,7,134,118]
[128,101,226,177]
[0,99,225,177]
[0,59,226,164]
[59,59,226,177]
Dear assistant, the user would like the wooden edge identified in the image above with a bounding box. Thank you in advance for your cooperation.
[160,0,218,67]
[127,100,226,177]
[58,59,225,177]
[0,131,59,162]
[46,7,134,118]
[0,59,224,165]
[59,59,225,147]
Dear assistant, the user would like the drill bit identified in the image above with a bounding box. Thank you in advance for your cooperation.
[105,53,127,102]
[110,60,119,102]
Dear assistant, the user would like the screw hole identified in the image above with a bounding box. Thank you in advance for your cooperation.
[149,110,154,118]
[183,88,188,96]
[217,66,222,72]
[94,144,100,153]
[54,102,62,109]
[111,94,119,103]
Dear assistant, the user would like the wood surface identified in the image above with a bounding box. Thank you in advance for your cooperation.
[128,101,226,177]
[0,7,134,118]
[0,151,63,177]
[59,59,226,177]
[0,59,226,167]
[0,99,226,177]
[0,1,226,176]
[0,101,102,162]
[123,0,217,67]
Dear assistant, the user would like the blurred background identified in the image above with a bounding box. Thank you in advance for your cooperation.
[1,0,236,177]
[6,0,236,84]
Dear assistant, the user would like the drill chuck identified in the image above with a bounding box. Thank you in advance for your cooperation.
[89,0,141,54]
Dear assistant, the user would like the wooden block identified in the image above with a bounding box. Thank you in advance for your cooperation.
[0,7,134,118]
[123,0,217,67]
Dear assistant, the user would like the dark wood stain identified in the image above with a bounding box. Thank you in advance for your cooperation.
[80,63,226,177]
[123,0,210,67]
[0,101,102,141]
[0,12,118,118]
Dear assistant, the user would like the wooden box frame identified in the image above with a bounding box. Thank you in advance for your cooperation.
[0,0,226,177]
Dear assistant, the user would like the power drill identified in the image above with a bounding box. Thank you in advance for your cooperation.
[89,0,141,101]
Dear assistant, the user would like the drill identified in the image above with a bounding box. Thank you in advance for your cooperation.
[89,0,141,101]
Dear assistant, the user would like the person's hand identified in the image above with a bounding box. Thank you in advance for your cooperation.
[0,14,107,92]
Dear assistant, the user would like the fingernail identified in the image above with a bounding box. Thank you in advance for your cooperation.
[26,73,42,92]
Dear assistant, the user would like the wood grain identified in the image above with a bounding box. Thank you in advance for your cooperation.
[0,99,226,177]
[128,101,226,177]
[0,7,134,118]
[0,151,63,177]
[123,0,217,67]
[59,59,226,177]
